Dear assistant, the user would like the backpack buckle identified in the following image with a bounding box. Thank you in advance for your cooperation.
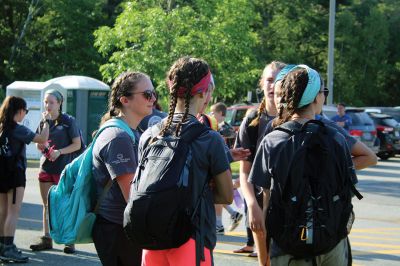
[300,226,308,241]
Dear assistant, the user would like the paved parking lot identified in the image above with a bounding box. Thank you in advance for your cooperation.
[5,157,400,265]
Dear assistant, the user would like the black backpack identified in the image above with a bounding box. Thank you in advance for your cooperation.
[267,120,363,258]
[123,122,209,250]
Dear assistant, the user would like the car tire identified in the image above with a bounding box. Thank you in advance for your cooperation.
[378,153,390,160]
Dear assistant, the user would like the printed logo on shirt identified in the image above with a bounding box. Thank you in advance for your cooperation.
[111,153,131,165]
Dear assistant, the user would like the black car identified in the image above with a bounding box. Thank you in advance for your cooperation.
[368,113,400,160]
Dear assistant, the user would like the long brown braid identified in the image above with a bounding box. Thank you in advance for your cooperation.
[249,61,286,127]
[100,71,149,126]
[273,68,309,127]
[159,56,210,137]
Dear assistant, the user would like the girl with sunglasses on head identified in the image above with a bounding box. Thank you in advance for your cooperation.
[30,89,82,254]
[0,96,50,263]
[139,56,233,266]
[92,71,155,266]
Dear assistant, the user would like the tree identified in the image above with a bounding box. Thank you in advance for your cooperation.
[94,0,260,102]
[0,0,120,98]
[335,0,389,105]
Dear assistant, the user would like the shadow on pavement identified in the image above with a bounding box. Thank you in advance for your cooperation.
[15,248,100,266]
[369,163,400,172]
[357,179,400,198]
[357,170,400,179]
[18,202,43,231]
[353,252,400,263]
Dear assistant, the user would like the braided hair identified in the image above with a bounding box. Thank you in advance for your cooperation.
[159,56,210,137]
[100,71,149,126]
[249,61,286,127]
[273,68,309,127]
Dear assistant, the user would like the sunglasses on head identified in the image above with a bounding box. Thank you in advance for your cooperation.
[125,90,157,101]
[320,88,329,97]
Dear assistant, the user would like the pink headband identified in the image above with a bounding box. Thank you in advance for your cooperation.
[168,71,212,97]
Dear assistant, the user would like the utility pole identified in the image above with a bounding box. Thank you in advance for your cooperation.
[327,0,336,105]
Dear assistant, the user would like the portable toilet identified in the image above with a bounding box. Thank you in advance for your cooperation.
[6,76,110,159]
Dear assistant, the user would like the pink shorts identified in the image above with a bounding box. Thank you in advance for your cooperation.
[38,172,61,184]
[141,238,212,266]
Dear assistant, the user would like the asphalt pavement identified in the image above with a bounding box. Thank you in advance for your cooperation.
[3,157,400,265]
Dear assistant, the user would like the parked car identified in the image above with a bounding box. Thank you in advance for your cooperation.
[321,105,337,119]
[225,103,258,131]
[364,107,400,122]
[367,113,400,160]
[342,108,380,154]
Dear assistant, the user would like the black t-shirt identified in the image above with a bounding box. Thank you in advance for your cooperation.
[234,110,274,162]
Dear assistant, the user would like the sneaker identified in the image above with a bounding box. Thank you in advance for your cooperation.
[30,236,53,251]
[228,212,243,231]
[216,225,225,235]
[0,244,29,263]
[64,244,75,254]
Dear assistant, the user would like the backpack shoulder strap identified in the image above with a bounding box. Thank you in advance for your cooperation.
[93,118,136,144]
[180,123,209,143]
[274,121,300,135]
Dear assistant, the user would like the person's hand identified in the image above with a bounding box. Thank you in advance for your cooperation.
[41,111,51,121]
[230,148,251,162]
[248,203,265,234]
[260,256,271,266]
[337,121,345,127]
[49,149,61,162]
[232,178,240,189]
[37,143,46,151]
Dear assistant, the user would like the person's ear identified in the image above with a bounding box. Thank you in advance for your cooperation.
[119,96,129,105]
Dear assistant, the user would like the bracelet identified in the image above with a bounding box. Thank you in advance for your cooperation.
[58,150,62,156]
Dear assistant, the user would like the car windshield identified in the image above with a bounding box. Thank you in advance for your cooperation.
[347,112,374,126]
[233,110,248,126]
[225,109,234,124]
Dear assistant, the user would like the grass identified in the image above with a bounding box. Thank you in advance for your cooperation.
[27,159,40,168]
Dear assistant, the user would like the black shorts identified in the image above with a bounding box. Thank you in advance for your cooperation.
[0,168,26,193]
[92,215,142,266]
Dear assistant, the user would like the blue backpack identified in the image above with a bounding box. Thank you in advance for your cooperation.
[48,118,135,244]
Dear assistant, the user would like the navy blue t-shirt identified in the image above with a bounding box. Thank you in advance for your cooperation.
[92,125,139,225]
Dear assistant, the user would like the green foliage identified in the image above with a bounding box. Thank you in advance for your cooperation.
[94,0,260,102]
[0,0,122,94]
[1,0,399,107]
